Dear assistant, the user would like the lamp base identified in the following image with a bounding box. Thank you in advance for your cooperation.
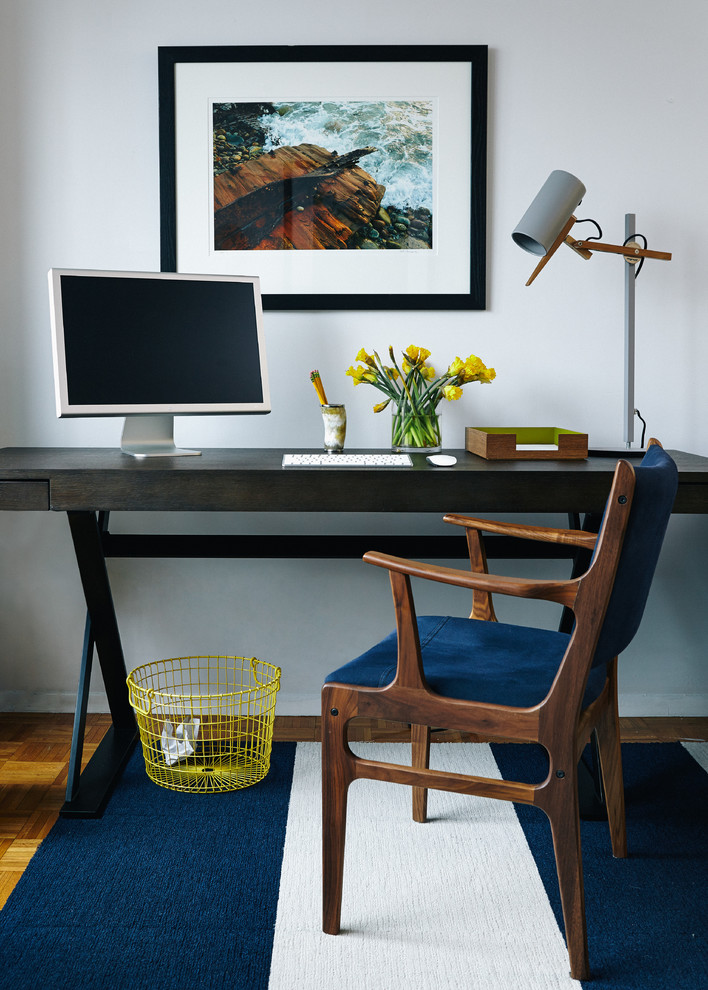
[588,446,646,458]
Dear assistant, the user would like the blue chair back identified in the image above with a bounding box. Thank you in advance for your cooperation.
[592,444,678,667]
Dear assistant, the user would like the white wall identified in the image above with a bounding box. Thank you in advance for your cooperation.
[1,0,707,716]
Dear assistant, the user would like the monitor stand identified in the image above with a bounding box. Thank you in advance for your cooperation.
[120,415,201,458]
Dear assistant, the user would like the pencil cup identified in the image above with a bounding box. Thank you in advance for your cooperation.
[322,404,346,452]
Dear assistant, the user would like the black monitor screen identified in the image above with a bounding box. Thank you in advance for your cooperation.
[49,270,270,415]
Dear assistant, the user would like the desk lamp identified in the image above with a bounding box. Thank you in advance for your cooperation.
[512,170,672,454]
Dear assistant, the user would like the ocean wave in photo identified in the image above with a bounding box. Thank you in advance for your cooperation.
[259,100,434,212]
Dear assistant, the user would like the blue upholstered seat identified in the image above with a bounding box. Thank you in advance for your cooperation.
[325,615,608,709]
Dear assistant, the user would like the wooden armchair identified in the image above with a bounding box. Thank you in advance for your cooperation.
[321,441,678,980]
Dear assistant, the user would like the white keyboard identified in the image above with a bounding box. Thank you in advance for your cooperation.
[283,453,413,468]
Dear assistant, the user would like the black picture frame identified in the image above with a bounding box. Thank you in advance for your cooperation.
[158,45,488,311]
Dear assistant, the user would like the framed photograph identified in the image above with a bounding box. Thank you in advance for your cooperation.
[159,45,487,311]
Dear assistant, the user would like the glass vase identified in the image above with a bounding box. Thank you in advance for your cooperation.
[391,400,441,452]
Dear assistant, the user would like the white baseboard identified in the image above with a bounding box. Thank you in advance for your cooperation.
[618,693,708,717]
[0,690,108,713]
[0,690,324,716]
[1,690,706,718]
[272,694,322,716]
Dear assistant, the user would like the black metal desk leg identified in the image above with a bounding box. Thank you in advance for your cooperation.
[61,511,137,818]
[65,512,110,804]
[64,611,96,803]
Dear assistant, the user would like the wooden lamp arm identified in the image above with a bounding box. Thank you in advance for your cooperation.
[570,239,671,262]
[525,216,671,285]
[363,551,579,609]
[525,214,578,286]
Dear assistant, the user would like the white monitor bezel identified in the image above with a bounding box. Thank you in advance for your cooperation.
[48,268,271,418]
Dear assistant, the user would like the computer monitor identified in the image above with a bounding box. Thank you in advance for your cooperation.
[48,269,270,457]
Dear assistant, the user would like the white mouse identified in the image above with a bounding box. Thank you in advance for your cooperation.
[426,454,457,467]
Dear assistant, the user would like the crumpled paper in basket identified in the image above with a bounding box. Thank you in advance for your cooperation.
[161,717,200,766]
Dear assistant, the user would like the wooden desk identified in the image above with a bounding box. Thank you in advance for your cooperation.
[2,446,707,816]
[2,445,707,513]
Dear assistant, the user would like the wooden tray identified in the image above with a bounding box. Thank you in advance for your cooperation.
[465,427,588,460]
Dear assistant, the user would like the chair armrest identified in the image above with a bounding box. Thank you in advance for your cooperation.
[363,551,578,608]
[443,513,598,550]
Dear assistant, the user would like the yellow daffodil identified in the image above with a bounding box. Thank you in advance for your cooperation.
[448,356,466,379]
[404,345,431,365]
[355,348,377,368]
[463,354,486,380]
[442,384,463,401]
[447,353,496,385]
[373,399,391,413]
[346,364,375,385]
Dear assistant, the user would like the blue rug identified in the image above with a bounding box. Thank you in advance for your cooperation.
[0,741,705,989]
[0,742,297,989]
[492,742,708,989]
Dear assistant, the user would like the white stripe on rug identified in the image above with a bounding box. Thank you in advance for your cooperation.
[268,742,576,990]
[683,740,708,773]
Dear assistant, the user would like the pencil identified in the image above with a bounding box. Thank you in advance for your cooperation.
[310,369,328,405]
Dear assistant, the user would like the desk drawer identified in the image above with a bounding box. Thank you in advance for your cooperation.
[0,481,50,510]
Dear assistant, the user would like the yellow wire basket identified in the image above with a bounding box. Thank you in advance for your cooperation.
[126,656,281,793]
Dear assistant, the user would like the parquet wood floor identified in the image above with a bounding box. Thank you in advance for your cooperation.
[1,712,706,909]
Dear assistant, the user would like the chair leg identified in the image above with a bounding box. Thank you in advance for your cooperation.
[594,685,627,858]
[322,773,349,935]
[411,723,431,822]
[322,695,354,935]
[544,773,590,981]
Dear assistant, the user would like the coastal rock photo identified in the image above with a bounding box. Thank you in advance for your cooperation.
[213,100,433,251]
